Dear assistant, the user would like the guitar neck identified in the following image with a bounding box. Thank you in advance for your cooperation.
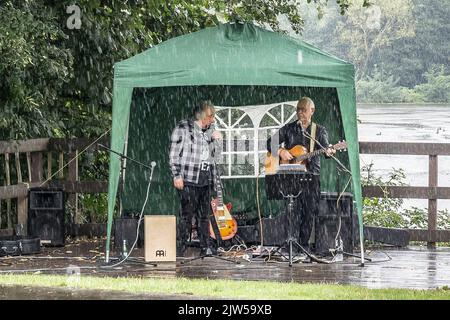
[216,188,224,207]
[215,175,224,207]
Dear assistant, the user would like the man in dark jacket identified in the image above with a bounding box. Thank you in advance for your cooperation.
[267,97,335,251]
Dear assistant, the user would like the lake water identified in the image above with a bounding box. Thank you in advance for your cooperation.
[357,104,450,211]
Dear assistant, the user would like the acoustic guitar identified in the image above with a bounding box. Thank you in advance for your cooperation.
[209,172,238,240]
[264,141,347,175]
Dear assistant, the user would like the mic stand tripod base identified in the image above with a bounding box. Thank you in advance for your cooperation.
[343,251,372,262]
[274,238,310,267]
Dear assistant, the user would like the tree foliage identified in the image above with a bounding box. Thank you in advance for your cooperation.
[301,0,450,103]
[0,0,360,140]
[0,1,73,139]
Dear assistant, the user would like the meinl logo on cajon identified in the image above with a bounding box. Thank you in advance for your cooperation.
[144,215,176,262]
[155,250,166,257]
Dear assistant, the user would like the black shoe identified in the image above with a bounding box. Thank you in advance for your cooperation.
[200,247,214,256]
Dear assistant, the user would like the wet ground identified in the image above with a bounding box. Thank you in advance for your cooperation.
[1,238,450,298]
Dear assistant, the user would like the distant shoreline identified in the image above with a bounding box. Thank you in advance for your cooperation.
[357,103,450,108]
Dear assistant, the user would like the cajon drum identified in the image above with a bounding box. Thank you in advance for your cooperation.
[144,215,176,262]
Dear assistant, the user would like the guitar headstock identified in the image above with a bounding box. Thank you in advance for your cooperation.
[333,140,348,152]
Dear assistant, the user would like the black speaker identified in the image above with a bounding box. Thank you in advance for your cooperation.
[28,188,65,246]
[236,225,259,244]
[314,192,354,254]
[256,215,288,246]
[114,217,144,250]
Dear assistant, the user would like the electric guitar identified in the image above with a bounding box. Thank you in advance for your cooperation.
[209,173,238,240]
[264,141,347,175]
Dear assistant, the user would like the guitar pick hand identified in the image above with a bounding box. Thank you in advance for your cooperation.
[279,149,293,161]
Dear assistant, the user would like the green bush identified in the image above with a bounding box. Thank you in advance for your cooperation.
[412,65,450,103]
[356,69,408,103]
[361,163,407,227]
[361,163,449,230]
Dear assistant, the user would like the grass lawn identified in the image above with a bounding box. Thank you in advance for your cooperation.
[0,274,449,299]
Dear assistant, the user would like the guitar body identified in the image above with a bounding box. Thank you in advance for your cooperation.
[264,145,309,174]
[263,153,278,175]
[264,141,347,175]
[209,199,238,240]
[279,145,308,165]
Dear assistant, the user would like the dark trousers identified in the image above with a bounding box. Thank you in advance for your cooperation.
[292,187,320,249]
[177,185,213,253]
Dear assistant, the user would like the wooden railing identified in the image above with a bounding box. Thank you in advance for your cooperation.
[1,138,449,246]
[360,142,450,247]
[0,137,109,236]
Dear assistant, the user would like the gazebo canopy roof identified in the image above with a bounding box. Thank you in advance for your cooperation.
[113,22,354,88]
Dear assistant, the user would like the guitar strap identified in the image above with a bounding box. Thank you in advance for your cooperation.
[309,122,317,152]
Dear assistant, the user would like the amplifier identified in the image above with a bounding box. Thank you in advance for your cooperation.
[253,192,355,253]
[236,225,259,244]
[314,192,354,254]
[314,215,353,254]
[255,215,288,246]
[114,217,144,250]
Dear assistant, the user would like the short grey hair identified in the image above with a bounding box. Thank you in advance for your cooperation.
[296,97,315,111]
[193,100,215,120]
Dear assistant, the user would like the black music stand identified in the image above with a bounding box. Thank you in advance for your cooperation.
[265,171,319,266]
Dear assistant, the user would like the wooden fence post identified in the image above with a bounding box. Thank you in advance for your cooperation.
[16,152,27,233]
[26,152,32,182]
[58,152,64,178]
[68,150,79,224]
[428,155,438,248]
[30,152,43,183]
[4,153,11,229]
[47,151,52,179]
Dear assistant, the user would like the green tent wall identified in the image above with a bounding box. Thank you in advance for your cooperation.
[106,22,364,262]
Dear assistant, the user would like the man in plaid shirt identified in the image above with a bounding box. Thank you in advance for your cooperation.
[169,100,222,257]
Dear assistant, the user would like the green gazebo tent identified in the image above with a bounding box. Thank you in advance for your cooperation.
[106,22,364,263]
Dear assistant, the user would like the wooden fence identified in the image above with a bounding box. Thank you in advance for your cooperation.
[0,138,449,246]
[360,142,450,247]
[0,137,109,236]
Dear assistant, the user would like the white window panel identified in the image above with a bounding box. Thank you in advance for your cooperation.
[215,102,297,178]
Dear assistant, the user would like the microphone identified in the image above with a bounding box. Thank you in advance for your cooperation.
[146,161,156,182]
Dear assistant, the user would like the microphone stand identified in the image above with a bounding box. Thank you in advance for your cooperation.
[98,144,154,171]
[98,144,156,264]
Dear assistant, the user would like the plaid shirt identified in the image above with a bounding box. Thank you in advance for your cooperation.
[169,119,221,185]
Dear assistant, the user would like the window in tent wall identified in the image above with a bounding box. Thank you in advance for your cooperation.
[215,102,297,178]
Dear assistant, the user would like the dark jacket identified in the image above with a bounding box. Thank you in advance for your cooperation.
[267,121,330,174]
